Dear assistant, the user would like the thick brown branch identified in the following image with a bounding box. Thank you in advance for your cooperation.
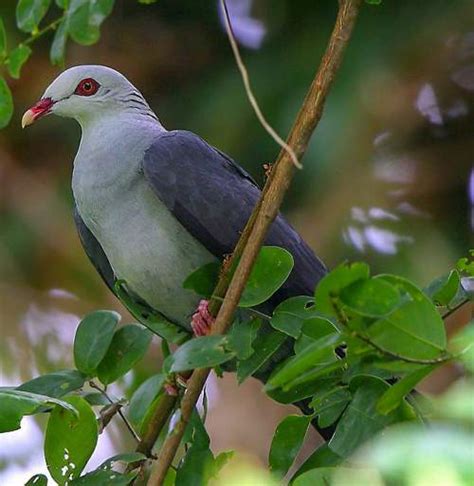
[147,1,362,484]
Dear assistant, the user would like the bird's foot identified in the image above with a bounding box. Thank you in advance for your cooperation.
[191,299,215,336]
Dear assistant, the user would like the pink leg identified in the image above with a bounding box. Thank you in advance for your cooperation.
[191,299,215,336]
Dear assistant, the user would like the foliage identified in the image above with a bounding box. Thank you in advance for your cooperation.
[1,245,472,484]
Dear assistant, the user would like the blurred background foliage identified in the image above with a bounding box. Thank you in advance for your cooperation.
[0,0,473,484]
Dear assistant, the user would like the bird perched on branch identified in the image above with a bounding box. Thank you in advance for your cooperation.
[23,66,329,432]
[23,65,326,333]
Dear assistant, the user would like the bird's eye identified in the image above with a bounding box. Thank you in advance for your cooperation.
[74,78,100,97]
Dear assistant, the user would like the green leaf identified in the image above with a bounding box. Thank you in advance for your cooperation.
[269,415,310,478]
[18,369,86,398]
[340,277,400,317]
[294,317,338,354]
[293,467,339,485]
[237,327,287,383]
[310,386,351,428]
[291,444,342,481]
[45,396,98,485]
[68,0,114,46]
[170,335,235,373]
[50,19,68,66]
[367,298,447,360]
[377,365,436,415]
[267,377,337,405]
[74,310,120,376]
[183,262,220,297]
[99,452,146,469]
[128,374,164,431]
[314,262,370,316]
[328,376,402,457]
[25,474,48,486]
[16,0,52,33]
[0,389,77,432]
[69,470,136,485]
[97,324,152,385]
[0,76,13,129]
[270,296,323,338]
[227,318,261,359]
[240,246,294,307]
[6,44,32,79]
[265,334,341,390]
[431,270,461,306]
[0,18,7,59]
[209,451,235,480]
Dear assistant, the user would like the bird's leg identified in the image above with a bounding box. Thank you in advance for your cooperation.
[191,299,215,336]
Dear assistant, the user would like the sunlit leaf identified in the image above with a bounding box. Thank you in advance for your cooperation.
[0,76,13,129]
[269,414,310,478]
[0,389,77,432]
[16,0,52,33]
[74,310,120,376]
[18,369,86,398]
[45,396,98,484]
[97,324,151,385]
[314,262,370,316]
[170,335,235,373]
[6,44,32,78]
[377,365,436,415]
[293,467,340,485]
[240,246,294,307]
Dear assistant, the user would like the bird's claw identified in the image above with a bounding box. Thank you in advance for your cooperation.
[191,299,215,336]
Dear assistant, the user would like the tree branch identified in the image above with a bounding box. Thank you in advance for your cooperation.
[146,1,363,484]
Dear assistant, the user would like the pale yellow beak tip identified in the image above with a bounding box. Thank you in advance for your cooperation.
[21,109,35,129]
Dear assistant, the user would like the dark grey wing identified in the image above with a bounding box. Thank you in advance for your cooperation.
[73,206,116,292]
[142,130,327,305]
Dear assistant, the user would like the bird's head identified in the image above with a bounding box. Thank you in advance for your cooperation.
[22,65,153,128]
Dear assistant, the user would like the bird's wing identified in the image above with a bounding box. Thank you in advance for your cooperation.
[73,206,190,343]
[142,130,327,304]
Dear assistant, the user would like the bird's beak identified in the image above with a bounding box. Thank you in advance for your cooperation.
[21,97,54,128]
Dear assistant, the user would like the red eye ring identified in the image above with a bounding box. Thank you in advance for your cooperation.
[74,78,100,96]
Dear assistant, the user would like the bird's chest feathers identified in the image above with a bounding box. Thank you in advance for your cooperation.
[72,128,216,325]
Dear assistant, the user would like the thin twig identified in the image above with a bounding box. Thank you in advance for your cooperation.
[220,0,302,169]
[89,381,141,443]
[23,16,66,46]
[441,298,471,320]
[147,1,363,484]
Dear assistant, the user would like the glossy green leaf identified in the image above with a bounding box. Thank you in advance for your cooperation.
[311,386,351,428]
[0,76,13,129]
[6,44,32,79]
[128,374,164,431]
[377,365,436,415]
[431,270,461,306]
[183,262,220,297]
[314,262,369,316]
[170,335,235,372]
[25,474,48,486]
[69,470,136,485]
[16,0,52,33]
[265,334,340,390]
[227,318,261,359]
[340,277,400,317]
[237,327,286,383]
[291,444,342,481]
[329,376,402,457]
[74,310,120,375]
[294,317,338,354]
[267,377,337,405]
[270,296,324,338]
[97,324,151,385]
[269,414,310,478]
[45,396,98,484]
[50,19,68,66]
[0,389,77,432]
[68,0,114,46]
[0,18,7,59]
[18,369,86,398]
[240,246,294,307]
[367,298,447,360]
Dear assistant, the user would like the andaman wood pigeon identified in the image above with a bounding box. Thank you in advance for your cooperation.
[22,65,330,434]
